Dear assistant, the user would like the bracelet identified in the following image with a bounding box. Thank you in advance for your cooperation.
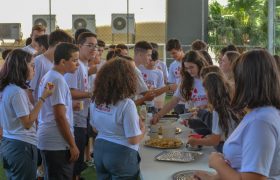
[39,97,45,103]
[168,85,171,91]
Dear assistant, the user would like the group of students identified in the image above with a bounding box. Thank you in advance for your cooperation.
[0,23,280,180]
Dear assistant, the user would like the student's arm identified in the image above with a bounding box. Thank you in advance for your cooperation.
[70,88,92,100]
[134,90,155,106]
[20,85,53,129]
[151,96,180,124]
[205,152,267,180]
[134,84,177,106]
[128,119,145,145]
[188,134,221,146]
[88,64,97,75]
[53,104,79,162]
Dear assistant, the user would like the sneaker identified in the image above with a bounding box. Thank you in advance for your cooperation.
[85,159,95,167]
[37,168,44,178]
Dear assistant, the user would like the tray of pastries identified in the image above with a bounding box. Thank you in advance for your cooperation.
[155,150,203,163]
[144,138,183,149]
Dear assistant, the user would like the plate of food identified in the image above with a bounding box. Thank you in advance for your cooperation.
[158,127,182,135]
[144,138,183,149]
[172,170,213,180]
[155,150,203,163]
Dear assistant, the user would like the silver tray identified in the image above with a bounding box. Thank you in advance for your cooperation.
[155,150,203,162]
[172,170,213,180]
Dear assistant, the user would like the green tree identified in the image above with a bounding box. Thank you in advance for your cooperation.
[208,0,267,53]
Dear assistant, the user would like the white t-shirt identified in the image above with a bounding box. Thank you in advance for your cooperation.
[135,66,148,95]
[88,60,106,93]
[156,60,168,82]
[64,60,89,128]
[174,78,208,107]
[37,69,74,150]
[223,106,280,179]
[30,54,53,103]
[168,60,181,84]
[90,98,142,151]
[22,45,36,55]
[211,110,237,141]
[0,84,36,145]
[139,66,165,89]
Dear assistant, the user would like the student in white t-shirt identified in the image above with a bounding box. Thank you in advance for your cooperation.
[166,39,186,114]
[64,32,97,179]
[195,49,280,180]
[90,58,145,179]
[29,30,74,104]
[139,49,165,109]
[22,24,46,55]
[150,42,169,84]
[187,73,239,153]
[0,49,53,179]
[37,43,80,179]
[134,41,176,106]
[152,50,208,124]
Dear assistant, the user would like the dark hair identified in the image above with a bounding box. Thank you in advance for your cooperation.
[191,39,207,51]
[224,51,240,64]
[106,48,132,61]
[32,24,46,33]
[98,39,106,48]
[77,32,97,45]
[0,49,33,91]
[134,41,152,54]
[150,42,158,50]
[200,65,223,79]
[108,44,116,51]
[74,28,91,43]
[151,49,159,61]
[54,43,79,65]
[93,58,137,105]
[203,72,239,137]
[25,37,32,46]
[2,49,13,60]
[232,49,280,110]
[116,43,128,50]
[180,50,208,100]
[35,34,49,50]
[49,29,74,47]
[273,55,280,72]
[166,39,181,51]
[220,44,238,56]
[199,50,213,65]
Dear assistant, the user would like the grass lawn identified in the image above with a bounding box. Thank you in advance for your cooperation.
[0,162,97,180]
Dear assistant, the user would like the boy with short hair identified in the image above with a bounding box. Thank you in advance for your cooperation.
[37,42,80,179]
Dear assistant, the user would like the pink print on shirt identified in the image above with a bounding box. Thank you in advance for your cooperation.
[96,104,111,112]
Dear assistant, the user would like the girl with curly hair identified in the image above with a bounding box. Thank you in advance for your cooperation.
[90,57,145,179]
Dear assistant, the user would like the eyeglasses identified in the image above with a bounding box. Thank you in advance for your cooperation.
[83,44,98,50]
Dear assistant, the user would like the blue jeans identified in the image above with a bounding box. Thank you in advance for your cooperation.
[94,139,140,180]
[1,138,37,180]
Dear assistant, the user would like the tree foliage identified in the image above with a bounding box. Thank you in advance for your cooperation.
[208,0,268,52]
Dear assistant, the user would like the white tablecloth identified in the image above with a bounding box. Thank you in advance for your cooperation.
[139,123,215,180]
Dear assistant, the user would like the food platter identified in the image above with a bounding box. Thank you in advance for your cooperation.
[172,170,213,180]
[157,127,182,135]
[144,138,183,149]
[155,150,203,163]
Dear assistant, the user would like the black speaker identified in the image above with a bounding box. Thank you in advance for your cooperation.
[166,0,208,46]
